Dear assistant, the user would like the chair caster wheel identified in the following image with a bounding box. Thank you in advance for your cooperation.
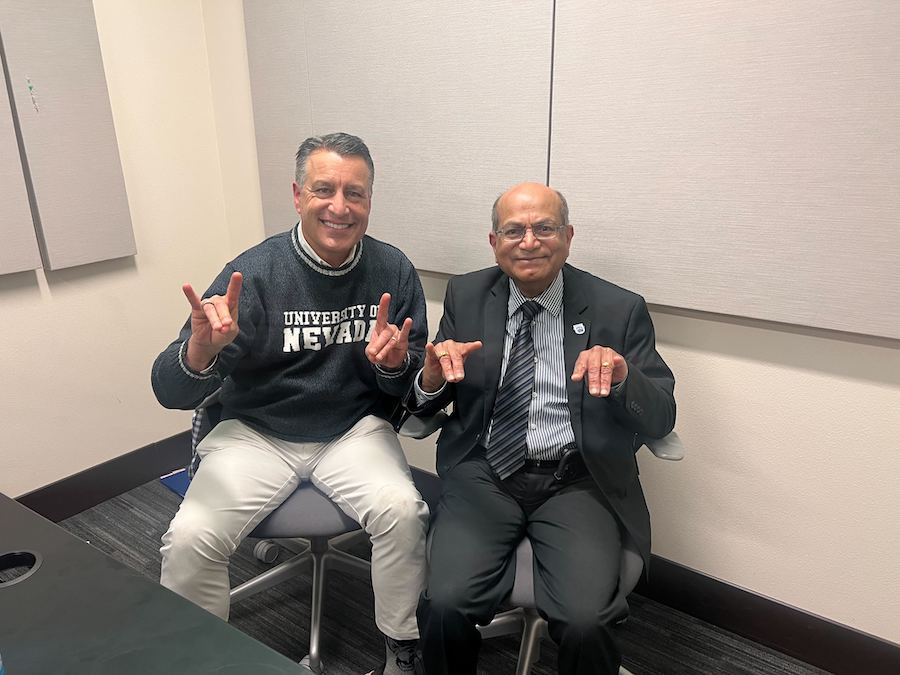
[300,654,325,674]
[253,540,279,563]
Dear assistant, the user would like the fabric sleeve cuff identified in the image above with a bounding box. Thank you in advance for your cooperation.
[609,373,628,400]
[178,341,218,379]
[373,351,411,379]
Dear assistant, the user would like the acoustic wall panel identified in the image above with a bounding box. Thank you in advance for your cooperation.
[550,1,900,339]
[0,45,40,274]
[0,0,134,271]
[246,0,553,271]
[302,0,552,274]
[243,0,312,236]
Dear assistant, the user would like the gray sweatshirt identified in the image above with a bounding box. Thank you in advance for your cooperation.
[151,226,426,442]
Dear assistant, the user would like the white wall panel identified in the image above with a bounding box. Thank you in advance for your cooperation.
[0,0,134,270]
[243,0,311,236]
[551,1,900,339]
[0,51,40,274]
[247,0,553,270]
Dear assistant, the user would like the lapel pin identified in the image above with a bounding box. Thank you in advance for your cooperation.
[573,323,585,335]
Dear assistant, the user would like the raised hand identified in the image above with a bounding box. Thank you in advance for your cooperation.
[421,339,483,393]
[571,345,628,397]
[182,271,243,371]
[365,293,413,370]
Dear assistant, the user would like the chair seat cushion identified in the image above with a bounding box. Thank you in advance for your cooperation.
[249,483,361,539]
[508,538,536,607]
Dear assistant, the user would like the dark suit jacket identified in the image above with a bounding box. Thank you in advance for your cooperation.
[410,263,676,567]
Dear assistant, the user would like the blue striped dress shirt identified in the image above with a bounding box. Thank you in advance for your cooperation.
[483,272,576,461]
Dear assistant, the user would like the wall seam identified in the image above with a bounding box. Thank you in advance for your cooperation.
[546,0,557,186]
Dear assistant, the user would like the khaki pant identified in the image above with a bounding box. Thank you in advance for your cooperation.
[160,415,428,639]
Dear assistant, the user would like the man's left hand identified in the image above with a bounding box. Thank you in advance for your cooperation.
[571,345,628,397]
[366,292,413,370]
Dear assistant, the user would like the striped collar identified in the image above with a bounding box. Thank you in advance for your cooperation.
[291,223,363,277]
[507,271,564,318]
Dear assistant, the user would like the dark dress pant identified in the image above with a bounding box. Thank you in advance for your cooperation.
[417,455,627,675]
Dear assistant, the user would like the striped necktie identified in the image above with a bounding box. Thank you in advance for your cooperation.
[486,300,542,479]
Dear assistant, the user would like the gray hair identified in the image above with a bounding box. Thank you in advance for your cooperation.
[491,187,569,231]
[294,132,374,190]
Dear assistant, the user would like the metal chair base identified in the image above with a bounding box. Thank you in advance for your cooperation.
[478,607,633,675]
[230,531,371,674]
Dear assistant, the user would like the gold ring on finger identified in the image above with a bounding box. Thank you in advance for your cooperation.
[437,352,450,359]
[601,361,611,368]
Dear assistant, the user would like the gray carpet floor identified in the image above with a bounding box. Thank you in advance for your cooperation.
[59,480,829,675]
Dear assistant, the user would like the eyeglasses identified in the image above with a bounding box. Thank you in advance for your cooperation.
[494,223,566,242]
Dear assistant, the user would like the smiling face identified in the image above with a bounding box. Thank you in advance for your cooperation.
[293,150,372,266]
[489,183,574,297]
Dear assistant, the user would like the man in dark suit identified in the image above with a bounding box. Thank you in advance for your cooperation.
[408,182,676,674]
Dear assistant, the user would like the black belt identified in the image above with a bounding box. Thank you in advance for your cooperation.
[522,459,563,470]
[522,445,586,481]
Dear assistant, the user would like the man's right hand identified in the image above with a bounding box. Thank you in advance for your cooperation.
[181,272,243,371]
[421,339,483,393]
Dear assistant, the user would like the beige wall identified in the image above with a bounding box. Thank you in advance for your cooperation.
[0,0,897,646]
[642,309,900,644]
[0,0,264,496]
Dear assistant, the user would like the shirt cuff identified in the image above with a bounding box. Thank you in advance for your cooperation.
[413,368,447,405]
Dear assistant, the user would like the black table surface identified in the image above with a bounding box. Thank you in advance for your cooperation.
[0,492,311,674]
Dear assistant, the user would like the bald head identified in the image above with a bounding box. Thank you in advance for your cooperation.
[491,182,569,233]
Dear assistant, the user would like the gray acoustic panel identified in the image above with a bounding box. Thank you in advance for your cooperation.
[243,0,312,236]
[302,0,551,273]
[551,1,900,339]
[246,0,552,270]
[0,43,40,275]
[0,0,134,270]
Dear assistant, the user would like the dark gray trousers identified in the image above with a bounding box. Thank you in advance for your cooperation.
[417,455,627,675]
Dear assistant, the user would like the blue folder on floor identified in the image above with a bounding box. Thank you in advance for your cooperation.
[160,468,190,498]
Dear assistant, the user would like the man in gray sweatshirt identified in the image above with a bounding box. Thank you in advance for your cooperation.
[152,133,427,675]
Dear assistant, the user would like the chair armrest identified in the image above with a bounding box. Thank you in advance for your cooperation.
[643,431,685,461]
[398,411,449,439]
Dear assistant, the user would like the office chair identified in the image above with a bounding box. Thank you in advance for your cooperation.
[227,484,369,674]
[189,393,443,674]
[475,432,685,675]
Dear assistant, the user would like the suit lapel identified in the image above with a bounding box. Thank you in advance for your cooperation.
[563,266,590,450]
[482,274,509,430]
